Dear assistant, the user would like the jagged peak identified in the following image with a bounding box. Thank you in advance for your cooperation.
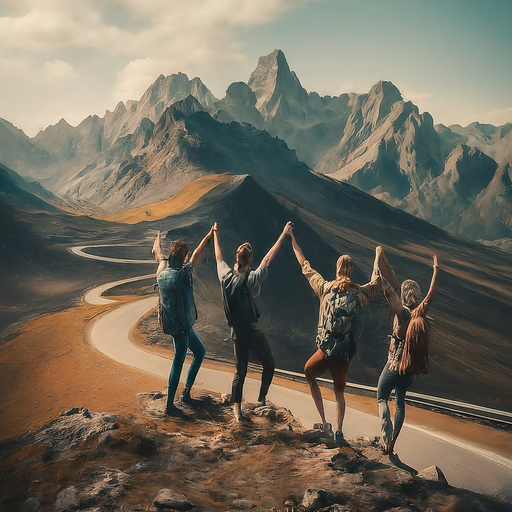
[368,80,403,102]
[224,82,257,105]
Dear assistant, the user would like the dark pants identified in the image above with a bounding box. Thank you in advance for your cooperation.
[231,323,275,404]
[377,365,414,445]
[167,327,206,410]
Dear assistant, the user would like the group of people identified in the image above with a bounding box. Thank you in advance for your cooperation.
[153,221,439,455]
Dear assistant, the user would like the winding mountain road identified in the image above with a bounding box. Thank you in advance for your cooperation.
[76,244,512,500]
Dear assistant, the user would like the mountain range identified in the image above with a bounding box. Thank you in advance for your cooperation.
[2,50,511,247]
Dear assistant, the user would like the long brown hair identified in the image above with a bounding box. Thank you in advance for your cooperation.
[235,242,253,270]
[168,240,189,268]
[332,255,354,293]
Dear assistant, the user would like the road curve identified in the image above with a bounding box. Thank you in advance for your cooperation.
[76,245,512,499]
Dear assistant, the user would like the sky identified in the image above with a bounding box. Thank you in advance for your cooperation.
[0,0,511,137]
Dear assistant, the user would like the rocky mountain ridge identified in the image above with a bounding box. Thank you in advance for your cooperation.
[2,50,511,244]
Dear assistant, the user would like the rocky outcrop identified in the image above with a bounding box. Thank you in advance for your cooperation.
[1,396,509,512]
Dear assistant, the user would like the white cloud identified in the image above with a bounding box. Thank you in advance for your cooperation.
[479,107,512,126]
[113,58,172,101]
[43,60,74,86]
[401,88,434,102]
[0,0,304,56]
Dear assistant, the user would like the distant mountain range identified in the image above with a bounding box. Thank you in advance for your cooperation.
[1,50,511,247]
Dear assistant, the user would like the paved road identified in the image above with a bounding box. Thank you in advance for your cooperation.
[76,246,512,500]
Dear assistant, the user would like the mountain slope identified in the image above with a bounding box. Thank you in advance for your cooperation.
[0,118,54,175]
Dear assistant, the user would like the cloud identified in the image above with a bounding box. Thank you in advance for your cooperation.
[0,0,305,56]
[43,60,74,86]
[113,58,172,101]
[401,88,434,101]
[479,107,512,126]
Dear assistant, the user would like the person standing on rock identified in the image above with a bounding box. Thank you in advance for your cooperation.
[289,231,381,446]
[213,221,293,423]
[153,228,213,417]
[376,247,439,456]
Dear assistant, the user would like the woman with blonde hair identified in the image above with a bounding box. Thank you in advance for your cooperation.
[376,247,439,455]
[290,230,381,446]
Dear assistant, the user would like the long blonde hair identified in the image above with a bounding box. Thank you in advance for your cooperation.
[401,279,421,309]
[332,255,354,293]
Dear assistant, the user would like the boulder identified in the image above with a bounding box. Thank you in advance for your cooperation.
[35,408,116,453]
[417,465,448,485]
[20,497,41,512]
[153,489,193,510]
[302,488,331,510]
[54,486,80,512]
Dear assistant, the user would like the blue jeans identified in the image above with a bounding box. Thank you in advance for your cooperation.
[167,327,206,409]
[377,365,413,445]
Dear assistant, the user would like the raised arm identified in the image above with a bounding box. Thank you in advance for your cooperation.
[152,231,167,276]
[212,222,223,263]
[260,221,293,267]
[189,227,213,266]
[375,246,400,291]
[415,254,439,317]
[379,270,407,318]
[290,232,306,266]
[152,231,165,262]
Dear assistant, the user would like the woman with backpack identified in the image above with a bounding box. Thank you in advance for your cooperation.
[289,230,381,446]
[213,221,293,423]
[376,246,439,455]
[153,227,213,417]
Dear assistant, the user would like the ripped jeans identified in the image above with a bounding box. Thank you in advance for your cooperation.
[377,365,414,445]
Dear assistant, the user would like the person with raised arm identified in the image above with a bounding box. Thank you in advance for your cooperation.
[153,227,213,417]
[212,221,293,423]
[289,230,381,446]
[376,248,439,456]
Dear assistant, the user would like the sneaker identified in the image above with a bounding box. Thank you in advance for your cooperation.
[335,431,349,447]
[312,422,333,436]
[179,387,201,407]
[165,404,191,420]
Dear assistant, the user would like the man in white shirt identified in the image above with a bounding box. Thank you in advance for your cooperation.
[213,221,293,422]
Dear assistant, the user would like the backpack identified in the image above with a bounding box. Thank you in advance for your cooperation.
[317,288,359,363]
[398,308,429,375]
[221,270,260,327]
[156,266,197,337]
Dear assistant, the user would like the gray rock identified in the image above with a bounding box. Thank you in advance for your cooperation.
[55,485,80,512]
[226,492,241,499]
[417,465,448,485]
[35,409,117,453]
[80,469,130,505]
[20,497,41,512]
[153,488,193,510]
[231,499,256,509]
[302,488,331,510]
[395,469,415,485]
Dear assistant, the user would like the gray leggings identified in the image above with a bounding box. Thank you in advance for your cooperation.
[377,365,413,445]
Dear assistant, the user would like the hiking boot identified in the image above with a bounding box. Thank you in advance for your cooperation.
[335,431,349,447]
[165,404,191,420]
[323,423,334,437]
[313,422,333,437]
[179,387,201,407]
